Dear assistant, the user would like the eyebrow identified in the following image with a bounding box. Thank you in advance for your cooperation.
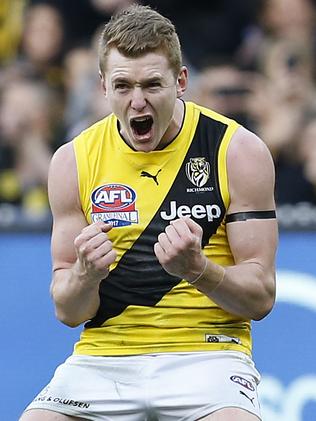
[112,76,163,85]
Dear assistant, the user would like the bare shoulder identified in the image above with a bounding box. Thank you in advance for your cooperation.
[48,141,80,215]
[227,126,275,213]
[227,126,274,169]
[49,141,76,172]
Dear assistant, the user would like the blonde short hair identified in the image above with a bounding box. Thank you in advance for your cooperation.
[98,4,182,79]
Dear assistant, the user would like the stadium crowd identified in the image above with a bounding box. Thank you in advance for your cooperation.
[1,0,316,230]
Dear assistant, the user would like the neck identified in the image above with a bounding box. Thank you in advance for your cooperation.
[159,99,185,149]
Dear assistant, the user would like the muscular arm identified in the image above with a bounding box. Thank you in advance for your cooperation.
[48,143,116,327]
[191,127,278,320]
[155,126,278,320]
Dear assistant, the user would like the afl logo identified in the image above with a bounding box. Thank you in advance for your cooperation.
[230,375,255,391]
[91,184,138,227]
[92,184,136,210]
[185,157,210,187]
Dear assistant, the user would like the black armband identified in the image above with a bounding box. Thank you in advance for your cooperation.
[226,210,276,223]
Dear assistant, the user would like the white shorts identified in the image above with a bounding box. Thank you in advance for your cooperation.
[24,351,261,420]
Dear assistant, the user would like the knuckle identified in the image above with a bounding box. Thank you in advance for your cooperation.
[74,235,83,248]
[100,232,108,241]
[85,255,94,266]
[95,259,106,270]
[107,248,116,260]
[104,239,112,248]
[78,244,86,255]
[165,225,173,233]
[100,241,111,254]
[105,251,116,266]
[158,232,166,242]
[79,243,92,257]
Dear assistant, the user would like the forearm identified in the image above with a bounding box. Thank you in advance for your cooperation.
[189,258,275,320]
[50,265,101,327]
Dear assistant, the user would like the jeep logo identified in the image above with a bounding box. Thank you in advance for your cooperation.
[160,200,221,222]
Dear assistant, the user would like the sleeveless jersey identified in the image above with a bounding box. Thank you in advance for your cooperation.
[72,101,252,356]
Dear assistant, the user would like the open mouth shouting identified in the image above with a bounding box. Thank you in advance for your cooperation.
[130,115,154,141]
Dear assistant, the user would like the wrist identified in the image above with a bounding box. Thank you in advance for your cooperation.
[188,258,208,285]
[72,261,102,287]
[188,259,226,292]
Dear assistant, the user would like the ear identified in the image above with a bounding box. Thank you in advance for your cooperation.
[99,71,106,96]
[176,66,188,98]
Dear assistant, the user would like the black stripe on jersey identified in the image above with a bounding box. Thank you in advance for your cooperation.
[226,210,276,223]
[85,113,228,328]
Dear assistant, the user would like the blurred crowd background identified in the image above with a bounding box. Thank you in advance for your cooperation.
[1,0,316,231]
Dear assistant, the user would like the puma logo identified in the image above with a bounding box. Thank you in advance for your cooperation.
[239,390,255,406]
[140,169,161,185]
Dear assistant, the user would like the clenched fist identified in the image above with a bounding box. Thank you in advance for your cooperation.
[154,217,207,282]
[73,221,117,284]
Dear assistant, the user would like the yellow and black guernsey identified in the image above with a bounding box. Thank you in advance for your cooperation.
[73,101,252,357]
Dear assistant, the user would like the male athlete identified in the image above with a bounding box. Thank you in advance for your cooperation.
[20,5,278,421]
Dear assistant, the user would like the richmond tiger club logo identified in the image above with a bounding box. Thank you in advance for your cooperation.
[91,184,138,227]
[185,157,210,187]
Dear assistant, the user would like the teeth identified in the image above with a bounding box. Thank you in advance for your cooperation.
[132,116,150,122]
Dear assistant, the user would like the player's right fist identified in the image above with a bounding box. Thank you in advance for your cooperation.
[73,221,117,283]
